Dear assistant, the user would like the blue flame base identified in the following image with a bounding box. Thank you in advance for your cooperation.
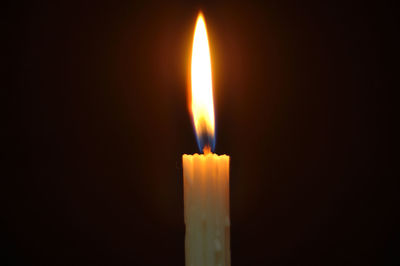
[196,133,215,153]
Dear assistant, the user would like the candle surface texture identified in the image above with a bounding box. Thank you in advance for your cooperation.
[183,153,230,266]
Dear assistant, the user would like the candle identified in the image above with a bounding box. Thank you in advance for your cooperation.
[183,12,231,266]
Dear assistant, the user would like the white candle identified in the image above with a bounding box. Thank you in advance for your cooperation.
[183,12,231,266]
[183,153,230,266]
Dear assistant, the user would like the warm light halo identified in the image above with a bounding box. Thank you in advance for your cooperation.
[190,12,215,152]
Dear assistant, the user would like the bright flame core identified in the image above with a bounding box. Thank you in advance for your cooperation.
[191,12,215,153]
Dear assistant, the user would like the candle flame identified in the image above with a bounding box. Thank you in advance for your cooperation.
[190,12,215,153]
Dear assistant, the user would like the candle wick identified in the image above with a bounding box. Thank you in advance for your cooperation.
[203,146,211,155]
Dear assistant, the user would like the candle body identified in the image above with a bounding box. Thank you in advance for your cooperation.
[183,153,230,266]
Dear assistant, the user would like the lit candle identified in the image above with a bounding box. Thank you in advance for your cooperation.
[183,12,231,266]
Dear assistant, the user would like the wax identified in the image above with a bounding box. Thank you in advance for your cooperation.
[183,153,230,266]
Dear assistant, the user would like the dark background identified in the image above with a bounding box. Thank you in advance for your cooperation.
[5,0,397,265]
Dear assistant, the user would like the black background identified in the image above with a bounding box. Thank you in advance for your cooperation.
[5,0,397,265]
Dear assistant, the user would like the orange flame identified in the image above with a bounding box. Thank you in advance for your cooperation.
[190,12,215,152]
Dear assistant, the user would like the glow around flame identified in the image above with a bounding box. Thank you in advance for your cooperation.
[191,12,215,153]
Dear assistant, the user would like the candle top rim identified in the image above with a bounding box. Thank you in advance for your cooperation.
[183,153,230,158]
